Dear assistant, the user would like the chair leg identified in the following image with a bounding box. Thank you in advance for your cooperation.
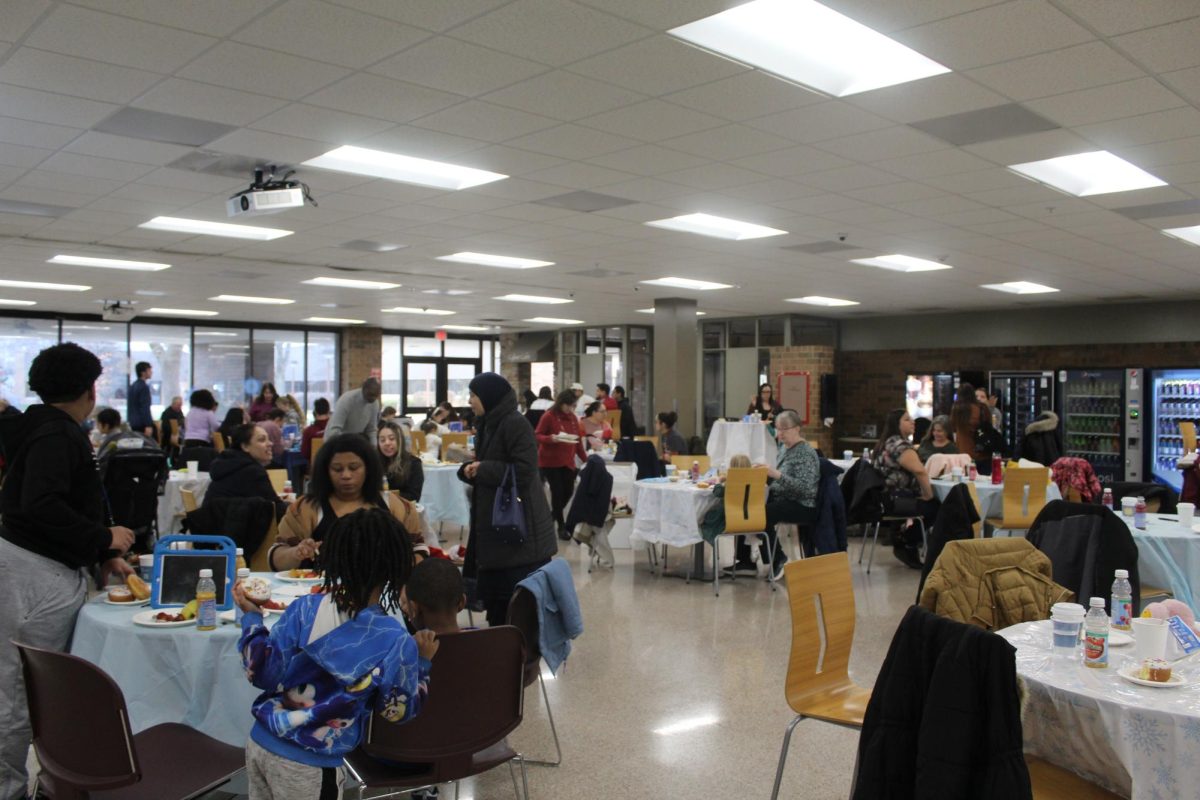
[764,532,781,591]
[519,755,531,799]
[713,540,721,596]
[522,671,563,767]
[916,517,928,564]
[770,714,805,800]
[857,522,869,564]
[865,522,881,573]
[509,761,521,798]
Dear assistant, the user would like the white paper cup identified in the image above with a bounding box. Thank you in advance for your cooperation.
[1050,602,1086,656]
[1132,617,1169,661]
[843,450,853,460]
[187,460,199,474]
[665,464,677,476]
[138,554,153,582]
[1121,497,1137,517]
[1179,502,1195,527]
[950,466,963,482]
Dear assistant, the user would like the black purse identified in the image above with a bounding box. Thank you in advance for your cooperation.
[491,464,527,545]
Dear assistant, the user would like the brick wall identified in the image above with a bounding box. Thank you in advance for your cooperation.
[339,326,382,393]
[498,332,521,390]
[769,344,835,454]
[837,341,1200,440]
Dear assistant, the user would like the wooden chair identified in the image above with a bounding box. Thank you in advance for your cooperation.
[770,552,871,800]
[167,419,180,448]
[994,467,1049,534]
[1182,421,1197,455]
[179,488,198,514]
[310,436,324,465]
[670,454,711,474]
[249,517,277,573]
[966,481,985,538]
[1026,755,1124,799]
[211,432,226,453]
[633,435,661,457]
[410,429,426,456]
[607,409,622,437]
[440,432,470,460]
[712,467,777,596]
[266,469,287,494]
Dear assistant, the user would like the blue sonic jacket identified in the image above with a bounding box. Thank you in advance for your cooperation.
[238,593,431,767]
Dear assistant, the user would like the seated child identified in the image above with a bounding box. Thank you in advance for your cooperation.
[419,420,442,459]
[233,507,439,800]
[402,557,467,635]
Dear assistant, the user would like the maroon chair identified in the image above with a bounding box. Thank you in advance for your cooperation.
[344,626,529,799]
[13,641,244,800]
[506,586,562,768]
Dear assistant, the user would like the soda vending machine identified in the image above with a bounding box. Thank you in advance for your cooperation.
[1145,368,1200,492]
[1058,369,1127,484]
[904,372,955,420]
[990,371,1056,458]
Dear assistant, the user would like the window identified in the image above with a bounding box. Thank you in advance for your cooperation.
[404,337,440,357]
[702,351,725,431]
[253,329,306,410]
[306,331,339,422]
[63,323,128,418]
[193,327,250,410]
[729,319,756,348]
[702,322,725,350]
[759,317,785,347]
[130,323,191,421]
[0,317,59,409]
[381,334,401,414]
[443,338,479,359]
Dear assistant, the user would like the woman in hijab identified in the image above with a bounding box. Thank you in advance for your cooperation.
[457,372,556,626]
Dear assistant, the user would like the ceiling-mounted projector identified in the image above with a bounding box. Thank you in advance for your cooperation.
[227,166,317,218]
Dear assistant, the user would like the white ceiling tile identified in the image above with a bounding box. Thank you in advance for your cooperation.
[658,125,794,161]
[451,144,566,177]
[1112,16,1200,73]
[108,181,212,208]
[0,117,81,150]
[304,74,464,124]
[0,84,118,129]
[410,101,558,143]
[206,129,331,164]
[69,0,277,37]
[896,0,1094,70]
[506,124,640,162]
[798,165,904,192]
[662,71,823,122]
[251,104,394,144]
[820,0,1008,33]
[582,99,727,142]
[1160,66,1200,107]
[483,70,648,122]
[921,167,1029,194]
[961,128,1096,165]
[573,0,731,30]
[63,132,193,165]
[132,79,288,127]
[0,141,53,168]
[566,35,746,96]
[39,151,154,182]
[1117,136,1200,169]
[590,176,689,202]
[964,183,1064,208]
[729,145,853,178]
[657,162,764,190]
[846,73,1008,125]
[0,0,52,40]
[18,168,127,196]
[522,161,638,190]
[966,41,1143,102]
[328,0,510,31]
[25,5,214,73]
[585,144,708,176]
[355,125,487,161]
[1024,78,1186,128]
[0,48,161,104]
[891,194,987,217]
[1077,107,1200,149]
[843,182,947,205]
[747,102,892,143]
[816,126,947,162]
[872,148,996,180]
[136,167,245,194]
[177,42,351,100]
[0,183,93,207]
[371,37,547,98]
[233,0,427,69]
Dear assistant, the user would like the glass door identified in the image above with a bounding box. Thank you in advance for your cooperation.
[403,357,482,421]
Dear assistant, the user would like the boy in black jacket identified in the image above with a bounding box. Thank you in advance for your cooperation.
[0,343,135,799]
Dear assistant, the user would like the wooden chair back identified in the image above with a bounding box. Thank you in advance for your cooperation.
[1001,467,1049,529]
[671,454,712,474]
[311,436,324,465]
[607,409,622,436]
[267,469,287,494]
[249,516,277,573]
[441,432,469,459]
[410,430,427,455]
[965,481,984,538]
[180,488,198,514]
[167,419,180,447]
[782,552,859,713]
[634,435,661,456]
[723,467,768,534]
[153,420,162,443]
[1182,421,1197,454]
[211,432,226,453]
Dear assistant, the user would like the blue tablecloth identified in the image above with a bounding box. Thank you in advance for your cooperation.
[1122,512,1200,610]
[421,465,470,526]
[280,449,307,491]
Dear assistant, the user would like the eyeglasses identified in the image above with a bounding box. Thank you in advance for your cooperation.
[775,425,796,432]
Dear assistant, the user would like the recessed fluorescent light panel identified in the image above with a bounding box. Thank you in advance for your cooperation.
[1161,225,1200,247]
[645,213,786,240]
[423,288,472,296]
[494,294,573,304]
[437,252,553,269]
[302,316,365,324]
[981,281,1059,295]
[787,296,859,306]
[440,324,492,332]
[639,277,733,291]
[140,216,292,240]
[636,308,707,315]
[303,276,401,290]
[1008,151,1166,197]
[0,298,36,306]
[381,306,455,316]
[148,307,219,317]
[669,0,949,97]
[209,295,295,305]
[524,317,584,325]
[851,254,952,273]
[49,255,170,272]
[302,146,507,190]
[0,279,90,291]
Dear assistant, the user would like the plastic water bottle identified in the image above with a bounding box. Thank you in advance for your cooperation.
[234,567,250,624]
[691,460,700,481]
[862,447,870,462]
[1134,496,1147,529]
[282,479,293,496]
[1111,570,1133,631]
[1083,597,1109,669]
[235,548,247,571]
[1102,489,1114,511]
[196,568,217,631]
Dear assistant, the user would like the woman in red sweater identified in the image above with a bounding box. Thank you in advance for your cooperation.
[535,389,588,541]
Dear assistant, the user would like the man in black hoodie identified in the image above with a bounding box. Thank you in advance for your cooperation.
[0,342,135,799]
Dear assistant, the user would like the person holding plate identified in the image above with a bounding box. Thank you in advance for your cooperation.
[535,389,588,540]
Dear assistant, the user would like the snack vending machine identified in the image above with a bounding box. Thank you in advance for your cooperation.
[1058,369,1127,484]
[1145,368,1200,492]
[990,371,1056,458]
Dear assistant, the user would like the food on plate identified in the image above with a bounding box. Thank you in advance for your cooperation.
[107,586,134,603]
[242,576,272,604]
[1138,658,1172,682]
[126,574,151,601]
[260,598,288,611]
[180,599,198,620]
[288,568,321,580]
[696,481,711,489]
[153,611,185,623]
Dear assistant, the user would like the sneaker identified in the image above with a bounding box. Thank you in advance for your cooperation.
[721,560,758,577]
[557,525,573,541]
[770,558,788,582]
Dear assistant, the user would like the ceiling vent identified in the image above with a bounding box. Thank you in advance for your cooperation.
[534,191,636,212]
[95,108,235,147]
[909,103,1058,146]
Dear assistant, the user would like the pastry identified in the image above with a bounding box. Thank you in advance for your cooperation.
[242,577,272,604]
[1138,658,1172,682]
[107,586,134,603]
[126,574,151,601]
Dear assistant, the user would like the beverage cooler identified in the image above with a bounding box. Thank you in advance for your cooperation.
[1058,369,1127,484]
[905,372,955,420]
[1146,368,1200,492]
[990,371,1055,458]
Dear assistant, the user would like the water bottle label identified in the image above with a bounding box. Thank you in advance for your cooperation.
[197,599,216,629]
[1084,630,1108,665]
[1111,598,1132,630]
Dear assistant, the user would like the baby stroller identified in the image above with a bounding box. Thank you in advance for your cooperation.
[100,442,169,552]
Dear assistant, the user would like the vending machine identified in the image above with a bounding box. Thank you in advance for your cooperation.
[990,371,1056,458]
[1144,368,1200,492]
[904,372,954,420]
[1058,369,1127,484]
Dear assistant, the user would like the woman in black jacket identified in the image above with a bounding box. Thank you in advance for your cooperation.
[205,423,287,520]
[457,372,556,626]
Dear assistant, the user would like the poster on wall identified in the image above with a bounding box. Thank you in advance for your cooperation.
[776,371,810,425]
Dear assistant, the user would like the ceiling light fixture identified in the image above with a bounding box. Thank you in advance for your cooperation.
[303,276,401,290]
[1161,225,1200,247]
[787,295,860,306]
[0,279,90,291]
[439,324,493,332]
[669,0,949,97]
[636,308,707,315]
[639,277,733,290]
[0,298,36,306]
[381,306,455,315]
[437,252,554,269]
[140,216,293,240]
[1007,151,1166,197]
[524,317,584,325]
[302,145,507,190]
[645,213,786,240]
[302,316,365,324]
[980,281,1059,294]
[49,254,170,271]
[494,294,573,304]
[148,307,219,317]
[209,294,295,305]
[851,254,952,273]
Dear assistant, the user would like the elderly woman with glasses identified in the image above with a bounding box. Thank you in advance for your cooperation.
[728,409,819,582]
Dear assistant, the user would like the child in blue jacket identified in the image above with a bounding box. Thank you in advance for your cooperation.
[233,507,438,800]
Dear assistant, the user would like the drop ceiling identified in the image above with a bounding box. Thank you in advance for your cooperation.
[0,0,1198,330]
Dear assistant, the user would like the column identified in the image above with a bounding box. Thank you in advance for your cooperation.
[339,326,382,392]
[652,297,699,438]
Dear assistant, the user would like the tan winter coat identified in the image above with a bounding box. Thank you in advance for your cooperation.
[919,538,1073,630]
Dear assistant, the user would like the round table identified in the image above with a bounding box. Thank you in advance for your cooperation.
[628,479,719,548]
[1120,512,1200,610]
[705,421,775,470]
[999,619,1200,799]
[419,464,471,527]
[157,471,211,535]
[930,477,1062,520]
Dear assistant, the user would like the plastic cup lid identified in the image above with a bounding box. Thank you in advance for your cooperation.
[1052,602,1086,618]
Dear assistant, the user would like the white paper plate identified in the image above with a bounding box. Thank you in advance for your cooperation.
[1118,664,1187,688]
[274,584,316,598]
[1109,629,1134,647]
[274,571,323,584]
[132,609,196,628]
[554,434,579,442]
[218,608,272,623]
[102,595,149,607]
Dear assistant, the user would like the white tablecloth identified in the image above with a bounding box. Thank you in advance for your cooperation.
[419,465,470,527]
[999,619,1200,799]
[1121,512,1200,610]
[930,478,1061,519]
[157,472,211,535]
[706,421,775,469]
[628,479,719,548]
[607,463,638,549]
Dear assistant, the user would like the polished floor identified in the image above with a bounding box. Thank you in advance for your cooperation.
[208,527,919,799]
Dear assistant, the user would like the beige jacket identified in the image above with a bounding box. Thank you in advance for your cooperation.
[919,538,1073,630]
[274,493,427,563]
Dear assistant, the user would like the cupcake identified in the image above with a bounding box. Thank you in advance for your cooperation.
[107,586,134,603]
[1138,658,1172,682]
[241,576,272,605]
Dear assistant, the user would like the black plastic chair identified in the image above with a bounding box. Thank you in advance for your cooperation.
[14,641,244,800]
[507,586,562,767]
